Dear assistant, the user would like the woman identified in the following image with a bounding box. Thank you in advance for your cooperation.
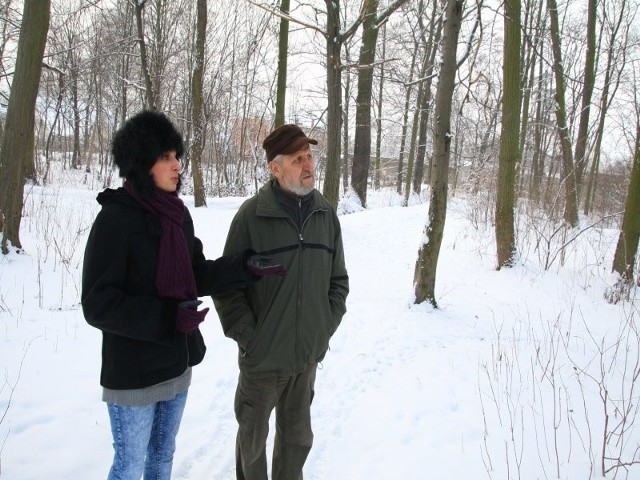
[81,110,283,480]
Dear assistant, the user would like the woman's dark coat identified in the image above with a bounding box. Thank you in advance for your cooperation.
[82,187,248,390]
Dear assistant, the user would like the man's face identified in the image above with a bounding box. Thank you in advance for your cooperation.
[270,145,315,196]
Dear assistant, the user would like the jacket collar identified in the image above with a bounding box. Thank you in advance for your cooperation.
[256,179,326,218]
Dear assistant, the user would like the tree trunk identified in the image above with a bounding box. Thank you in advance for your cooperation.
[412,0,441,196]
[403,99,420,205]
[611,124,640,283]
[191,0,207,207]
[322,0,344,208]
[529,39,546,204]
[135,0,156,111]
[274,0,290,128]
[71,64,81,169]
[584,0,626,215]
[352,0,409,207]
[373,24,385,190]
[573,0,597,196]
[342,44,354,196]
[396,52,418,194]
[414,0,464,307]
[517,0,542,178]
[0,0,50,254]
[547,0,578,226]
[495,0,521,269]
[351,0,379,208]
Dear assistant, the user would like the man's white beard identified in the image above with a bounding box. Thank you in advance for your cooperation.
[283,177,314,196]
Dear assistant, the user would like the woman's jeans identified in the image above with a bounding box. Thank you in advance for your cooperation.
[107,391,188,480]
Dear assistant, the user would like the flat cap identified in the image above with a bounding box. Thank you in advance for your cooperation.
[263,124,318,162]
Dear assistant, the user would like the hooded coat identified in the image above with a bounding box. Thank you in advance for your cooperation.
[82,187,251,389]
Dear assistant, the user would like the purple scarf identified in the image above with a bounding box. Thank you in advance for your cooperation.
[124,181,196,301]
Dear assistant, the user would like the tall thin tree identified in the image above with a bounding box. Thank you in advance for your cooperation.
[414,0,465,307]
[411,0,441,196]
[351,0,408,208]
[495,0,521,268]
[547,0,578,226]
[322,0,364,208]
[611,123,640,294]
[584,0,628,215]
[573,0,597,195]
[274,0,290,128]
[191,0,207,207]
[135,0,156,110]
[0,0,50,254]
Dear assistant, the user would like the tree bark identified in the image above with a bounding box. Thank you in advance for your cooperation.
[373,23,386,190]
[584,0,626,215]
[135,0,156,111]
[191,0,207,207]
[274,0,290,128]
[573,0,597,196]
[396,52,418,195]
[612,124,640,283]
[547,0,578,226]
[495,0,521,268]
[0,0,50,254]
[414,0,464,307]
[412,0,441,196]
[351,0,409,207]
[322,0,344,208]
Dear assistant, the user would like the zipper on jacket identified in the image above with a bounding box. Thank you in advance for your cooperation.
[295,197,303,364]
[287,204,326,371]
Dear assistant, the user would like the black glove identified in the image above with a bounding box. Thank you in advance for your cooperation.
[246,254,287,277]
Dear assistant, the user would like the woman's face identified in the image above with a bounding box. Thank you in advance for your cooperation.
[150,150,181,192]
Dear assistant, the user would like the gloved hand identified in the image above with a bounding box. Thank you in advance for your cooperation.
[246,254,287,277]
[176,299,209,333]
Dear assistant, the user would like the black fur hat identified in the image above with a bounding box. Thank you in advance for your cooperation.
[111,110,184,195]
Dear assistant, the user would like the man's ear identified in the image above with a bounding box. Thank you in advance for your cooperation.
[268,160,279,177]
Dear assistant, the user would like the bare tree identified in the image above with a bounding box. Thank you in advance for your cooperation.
[396,36,419,195]
[495,0,521,268]
[572,0,597,195]
[547,0,578,226]
[373,23,386,190]
[350,0,408,207]
[190,0,207,207]
[610,120,640,298]
[322,0,365,208]
[413,0,465,307]
[410,0,441,197]
[274,0,290,128]
[584,0,629,215]
[134,0,156,110]
[0,0,50,254]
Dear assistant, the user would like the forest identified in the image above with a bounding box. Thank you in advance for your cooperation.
[1,1,640,478]
[0,0,639,303]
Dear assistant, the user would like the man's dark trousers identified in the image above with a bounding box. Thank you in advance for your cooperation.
[234,363,317,480]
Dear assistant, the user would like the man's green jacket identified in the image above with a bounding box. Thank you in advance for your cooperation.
[214,180,349,377]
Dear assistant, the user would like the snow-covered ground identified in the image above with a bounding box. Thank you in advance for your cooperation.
[1,182,638,479]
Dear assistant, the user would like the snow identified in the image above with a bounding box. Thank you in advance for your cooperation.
[1,182,638,479]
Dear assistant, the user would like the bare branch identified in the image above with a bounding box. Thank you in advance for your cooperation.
[246,0,325,36]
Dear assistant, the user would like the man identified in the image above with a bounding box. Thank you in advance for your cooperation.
[213,124,349,480]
